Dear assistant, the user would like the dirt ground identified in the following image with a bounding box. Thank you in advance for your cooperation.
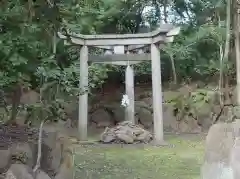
[73,134,205,179]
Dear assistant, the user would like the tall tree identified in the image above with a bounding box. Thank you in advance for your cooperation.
[235,0,240,105]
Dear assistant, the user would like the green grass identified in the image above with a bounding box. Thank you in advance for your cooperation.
[73,135,205,179]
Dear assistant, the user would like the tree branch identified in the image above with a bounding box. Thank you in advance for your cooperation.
[33,120,45,173]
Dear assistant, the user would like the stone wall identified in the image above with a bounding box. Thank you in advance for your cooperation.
[66,86,204,134]
[78,84,218,132]
[86,98,202,133]
[0,125,74,179]
[17,84,237,134]
[86,84,237,133]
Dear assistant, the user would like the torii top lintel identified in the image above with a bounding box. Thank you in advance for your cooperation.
[57,24,180,46]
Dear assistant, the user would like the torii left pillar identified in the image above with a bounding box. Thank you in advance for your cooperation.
[79,45,88,141]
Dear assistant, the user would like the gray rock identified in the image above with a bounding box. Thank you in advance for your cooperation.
[10,142,33,166]
[136,131,152,143]
[41,127,62,177]
[201,121,240,179]
[101,129,116,143]
[137,107,152,128]
[100,121,153,144]
[49,142,62,174]
[112,108,125,123]
[115,132,134,144]
[230,137,240,179]
[90,109,114,128]
[204,123,235,164]
[0,149,11,173]
[54,149,74,179]
[36,170,51,179]
[5,164,33,179]
[201,162,234,179]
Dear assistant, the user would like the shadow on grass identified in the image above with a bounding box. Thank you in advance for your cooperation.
[74,135,204,179]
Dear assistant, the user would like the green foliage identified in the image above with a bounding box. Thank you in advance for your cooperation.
[0,0,235,123]
[25,99,66,123]
[168,89,215,121]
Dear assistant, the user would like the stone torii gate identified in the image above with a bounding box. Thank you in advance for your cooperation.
[58,24,180,144]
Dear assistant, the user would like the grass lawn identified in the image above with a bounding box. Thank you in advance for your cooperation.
[73,134,205,179]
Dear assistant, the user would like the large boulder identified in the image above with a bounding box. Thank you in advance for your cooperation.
[112,107,125,123]
[10,142,33,166]
[0,149,11,173]
[137,106,152,128]
[40,126,63,177]
[90,108,114,128]
[0,124,74,179]
[201,162,234,179]
[204,122,236,164]
[135,100,202,133]
[4,164,51,179]
[230,137,240,179]
[162,104,201,133]
[201,120,240,179]
[100,121,153,144]
[5,164,34,179]
[54,146,74,179]
[36,170,51,179]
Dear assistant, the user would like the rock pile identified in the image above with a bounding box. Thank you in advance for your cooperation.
[100,121,153,144]
[0,125,74,179]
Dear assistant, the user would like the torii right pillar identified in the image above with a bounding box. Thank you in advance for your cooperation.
[151,43,164,145]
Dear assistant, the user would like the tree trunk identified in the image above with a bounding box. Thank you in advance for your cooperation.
[221,0,231,105]
[8,83,22,125]
[53,31,57,54]
[27,0,34,22]
[218,12,224,106]
[223,0,231,73]
[170,54,177,84]
[235,2,240,105]
[163,0,168,23]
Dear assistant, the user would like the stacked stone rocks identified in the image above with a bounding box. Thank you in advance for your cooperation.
[100,121,153,144]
